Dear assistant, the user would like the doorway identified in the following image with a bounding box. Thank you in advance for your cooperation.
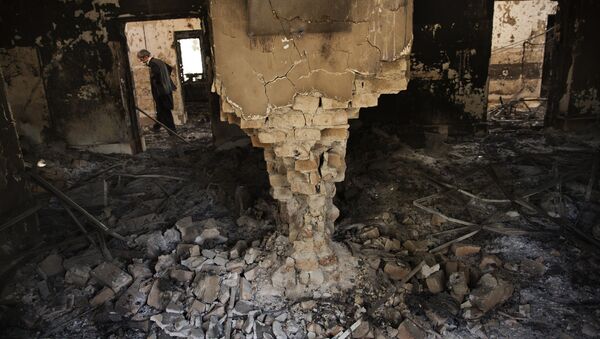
[124,18,202,129]
[174,30,211,119]
[487,0,557,125]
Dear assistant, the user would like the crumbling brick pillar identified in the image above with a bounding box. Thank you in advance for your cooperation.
[210,0,413,278]
[250,102,353,272]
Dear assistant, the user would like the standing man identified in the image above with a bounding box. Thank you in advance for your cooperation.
[137,49,177,134]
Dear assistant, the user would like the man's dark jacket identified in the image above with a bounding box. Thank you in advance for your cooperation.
[148,58,176,106]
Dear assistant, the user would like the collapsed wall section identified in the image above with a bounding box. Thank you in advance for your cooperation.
[210,0,413,280]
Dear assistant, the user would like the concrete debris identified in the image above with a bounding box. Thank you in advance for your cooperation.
[239,277,252,301]
[90,262,133,293]
[176,218,228,245]
[360,226,380,240]
[468,273,514,313]
[128,261,153,280]
[64,265,90,286]
[151,313,193,337]
[384,262,412,281]
[420,263,440,278]
[170,269,194,283]
[272,321,287,339]
[403,240,429,254]
[244,248,261,265]
[193,274,221,303]
[397,319,427,339]
[447,272,470,302]
[426,271,446,294]
[38,254,64,278]
[244,265,259,281]
[155,253,177,272]
[90,287,115,306]
[147,278,171,310]
[451,243,481,257]
[233,300,254,315]
[479,254,503,270]
[230,240,248,259]
[115,279,151,316]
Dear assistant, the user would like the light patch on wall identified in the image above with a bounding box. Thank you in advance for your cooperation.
[488,0,557,108]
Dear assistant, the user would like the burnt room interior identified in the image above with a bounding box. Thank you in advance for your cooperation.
[1,0,599,338]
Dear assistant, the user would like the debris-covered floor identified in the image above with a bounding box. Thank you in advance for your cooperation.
[1,115,599,339]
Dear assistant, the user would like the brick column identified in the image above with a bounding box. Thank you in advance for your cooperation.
[236,97,353,284]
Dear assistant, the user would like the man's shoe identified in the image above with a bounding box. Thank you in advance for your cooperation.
[152,123,161,132]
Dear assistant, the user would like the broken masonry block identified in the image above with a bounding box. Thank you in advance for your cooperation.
[91,262,133,293]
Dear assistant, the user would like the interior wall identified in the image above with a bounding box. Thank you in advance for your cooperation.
[0,47,51,145]
[125,18,201,126]
[546,0,600,128]
[359,0,494,134]
[487,0,557,107]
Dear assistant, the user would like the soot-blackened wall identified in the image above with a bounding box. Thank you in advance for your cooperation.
[361,0,494,134]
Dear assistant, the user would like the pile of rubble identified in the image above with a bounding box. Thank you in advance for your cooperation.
[2,202,522,339]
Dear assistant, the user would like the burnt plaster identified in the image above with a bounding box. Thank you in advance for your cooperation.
[247,0,353,35]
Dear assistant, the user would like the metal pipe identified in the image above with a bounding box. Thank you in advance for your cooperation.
[135,106,190,144]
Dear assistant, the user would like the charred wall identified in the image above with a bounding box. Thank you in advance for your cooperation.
[361,0,494,134]
[0,68,37,260]
[546,0,600,129]
[0,0,206,152]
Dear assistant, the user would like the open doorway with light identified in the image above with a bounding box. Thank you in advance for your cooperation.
[174,30,211,122]
[487,0,557,127]
[124,17,211,149]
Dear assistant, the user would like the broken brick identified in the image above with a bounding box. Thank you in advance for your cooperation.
[451,243,481,257]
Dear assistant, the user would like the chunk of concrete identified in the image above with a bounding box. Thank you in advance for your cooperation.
[147,278,171,310]
[421,263,440,278]
[155,254,177,273]
[128,262,153,280]
[193,275,221,303]
[64,265,90,286]
[359,226,380,240]
[469,273,514,312]
[170,269,194,283]
[447,272,469,302]
[90,287,115,306]
[451,243,481,257]
[397,319,426,339]
[239,277,252,301]
[244,248,261,265]
[230,240,248,259]
[479,254,503,270]
[384,263,411,281]
[38,254,64,278]
[115,279,151,316]
[426,271,446,294]
[91,262,133,293]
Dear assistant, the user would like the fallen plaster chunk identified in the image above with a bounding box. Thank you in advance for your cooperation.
[38,254,64,278]
[90,262,133,293]
[451,243,481,257]
[469,273,514,313]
